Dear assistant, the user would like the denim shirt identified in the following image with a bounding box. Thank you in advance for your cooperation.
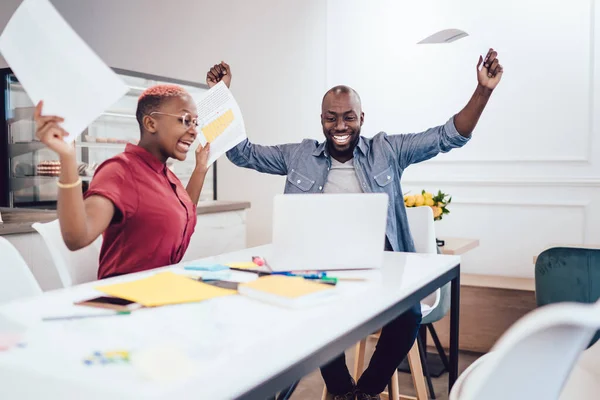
[226,117,470,253]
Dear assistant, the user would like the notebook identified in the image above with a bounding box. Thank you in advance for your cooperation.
[238,275,336,308]
[96,272,235,307]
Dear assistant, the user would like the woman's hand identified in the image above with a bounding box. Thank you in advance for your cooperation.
[34,101,74,157]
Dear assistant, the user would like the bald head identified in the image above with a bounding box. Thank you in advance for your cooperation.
[322,85,362,112]
[320,85,364,162]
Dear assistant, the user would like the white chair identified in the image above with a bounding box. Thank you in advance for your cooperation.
[559,339,600,399]
[406,206,441,317]
[32,219,101,288]
[0,237,42,303]
[449,301,600,400]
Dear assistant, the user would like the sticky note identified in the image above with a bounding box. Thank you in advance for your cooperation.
[225,262,259,269]
[96,272,235,307]
[184,264,229,272]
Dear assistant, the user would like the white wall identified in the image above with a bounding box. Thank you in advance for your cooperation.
[4,0,593,279]
[328,0,600,278]
[1,0,328,247]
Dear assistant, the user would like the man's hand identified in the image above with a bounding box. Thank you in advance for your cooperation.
[453,48,503,136]
[206,61,231,88]
[477,48,503,90]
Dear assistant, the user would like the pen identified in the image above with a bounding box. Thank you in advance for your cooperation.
[271,272,327,279]
[230,267,269,275]
[43,311,131,321]
[333,277,367,282]
[270,271,296,276]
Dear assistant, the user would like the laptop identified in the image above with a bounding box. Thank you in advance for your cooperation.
[269,193,389,272]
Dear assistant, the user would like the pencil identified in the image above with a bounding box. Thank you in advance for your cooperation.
[42,311,131,321]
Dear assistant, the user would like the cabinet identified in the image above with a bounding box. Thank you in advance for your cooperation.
[0,67,216,208]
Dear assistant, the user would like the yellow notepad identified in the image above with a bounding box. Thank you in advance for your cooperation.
[96,272,235,307]
[238,275,335,308]
[225,262,260,269]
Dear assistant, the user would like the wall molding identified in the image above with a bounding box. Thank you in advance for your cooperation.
[448,199,591,243]
[423,156,591,164]
[422,0,597,166]
[449,199,590,208]
[401,176,600,187]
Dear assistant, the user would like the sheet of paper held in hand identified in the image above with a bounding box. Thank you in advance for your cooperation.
[0,0,128,143]
[195,80,247,166]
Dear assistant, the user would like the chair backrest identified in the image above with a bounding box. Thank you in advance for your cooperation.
[455,301,600,400]
[535,247,600,347]
[32,220,101,288]
[406,206,441,313]
[406,206,437,254]
[0,237,42,303]
[559,339,600,399]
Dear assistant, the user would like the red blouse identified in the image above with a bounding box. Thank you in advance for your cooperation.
[84,144,197,279]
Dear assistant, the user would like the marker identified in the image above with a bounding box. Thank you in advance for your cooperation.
[297,273,327,280]
[318,277,338,285]
[269,272,337,285]
[252,256,265,266]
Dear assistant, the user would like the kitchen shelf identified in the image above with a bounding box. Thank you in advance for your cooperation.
[9,142,46,158]
[2,66,215,208]
[11,175,93,191]
[77,142,129,149]
[9,141,129,157]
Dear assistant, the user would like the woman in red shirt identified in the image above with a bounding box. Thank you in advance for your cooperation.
[33,65,230,278]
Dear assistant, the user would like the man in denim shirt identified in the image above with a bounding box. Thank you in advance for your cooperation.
[207,48,503,400]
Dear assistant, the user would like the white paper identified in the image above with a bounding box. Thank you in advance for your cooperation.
[0,0,128,143]
[195,81,247,166]
[418,28,469,44]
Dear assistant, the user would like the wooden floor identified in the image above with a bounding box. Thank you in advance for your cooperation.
[289,336,482,400]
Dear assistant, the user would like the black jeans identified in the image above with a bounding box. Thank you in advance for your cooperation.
[320,303,422,395]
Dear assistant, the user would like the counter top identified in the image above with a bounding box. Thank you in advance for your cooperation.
[0,201,250,235]
[0,208,56,235]
[196,200,250,215]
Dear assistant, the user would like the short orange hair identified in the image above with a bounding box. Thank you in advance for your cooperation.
[135,84,189,131]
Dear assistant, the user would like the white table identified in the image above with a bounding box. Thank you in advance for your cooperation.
[0,245,461,400]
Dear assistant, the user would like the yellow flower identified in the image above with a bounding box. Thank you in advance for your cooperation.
[404,195,416,207]
[425,198,434,206]
[431,206,443,219]
[414,194,425,207]
[424,192,433,199]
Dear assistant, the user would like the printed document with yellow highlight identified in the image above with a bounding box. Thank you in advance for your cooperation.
[195,81,247,166]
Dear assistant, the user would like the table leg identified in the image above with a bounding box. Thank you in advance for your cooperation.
[448,266,460,392]
[276,380,299,400]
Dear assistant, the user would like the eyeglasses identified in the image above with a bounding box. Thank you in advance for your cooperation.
[149,112,199,129]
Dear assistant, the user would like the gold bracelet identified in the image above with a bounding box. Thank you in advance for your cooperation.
[56,177,82,189]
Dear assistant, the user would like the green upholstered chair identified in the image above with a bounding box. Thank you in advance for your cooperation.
[535,247,600,348]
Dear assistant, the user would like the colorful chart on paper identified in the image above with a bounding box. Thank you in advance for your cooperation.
[201,109,235,143]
